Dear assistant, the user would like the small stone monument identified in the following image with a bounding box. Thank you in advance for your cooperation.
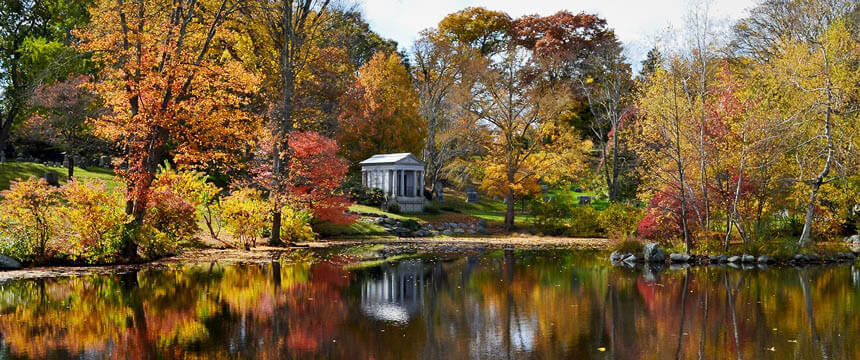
[577,195,592,205]
[466,188,479,203]
[43,171,60,186]
[435,182,443,201]
[573,187,583,192]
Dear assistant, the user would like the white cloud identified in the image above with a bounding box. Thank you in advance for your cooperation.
[357,0,756,70]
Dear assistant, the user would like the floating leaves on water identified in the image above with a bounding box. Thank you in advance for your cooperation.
[597,347,606,352]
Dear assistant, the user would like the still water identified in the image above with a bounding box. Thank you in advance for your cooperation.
[1,249,859,359]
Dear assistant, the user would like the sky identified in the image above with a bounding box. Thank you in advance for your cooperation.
[357,0,757,71]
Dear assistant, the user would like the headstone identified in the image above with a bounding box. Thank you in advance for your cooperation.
[466,191,479,203]
[544,195,553,201]
[435,182,443,201]
[43,171,60,186]
[573,187,583,192]
[577,195,592,205]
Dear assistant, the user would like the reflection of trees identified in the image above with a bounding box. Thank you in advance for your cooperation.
[1,253,860,359]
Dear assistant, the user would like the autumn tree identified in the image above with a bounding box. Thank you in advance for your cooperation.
[337,51,426,165]
[412,29,485,196]
[0,0,92,158]
[438,7,512,56]
[468,46,590,231]
[26,75,103,177]
[78,0,261,256]
[578,37,635,202]
[238,0,333,245]
[764,21,860,246]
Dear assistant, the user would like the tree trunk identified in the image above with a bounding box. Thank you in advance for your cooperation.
[67,153,75,178]
[610,124,621,202]
[504,170,515,231]
[798,80,835,248]
[0,105,19,160]
[271,143,283,246]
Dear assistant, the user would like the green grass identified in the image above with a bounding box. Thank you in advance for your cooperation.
[313,218,391,238]
[0,161,120,191]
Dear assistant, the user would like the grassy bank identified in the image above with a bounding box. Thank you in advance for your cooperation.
[0,162,119,191]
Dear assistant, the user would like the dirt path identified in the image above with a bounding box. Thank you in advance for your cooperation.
[0,236,609,283]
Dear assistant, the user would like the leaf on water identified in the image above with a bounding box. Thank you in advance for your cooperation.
[597,347,606,352]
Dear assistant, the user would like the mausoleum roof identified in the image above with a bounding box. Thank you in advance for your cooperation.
[359,153,424,166]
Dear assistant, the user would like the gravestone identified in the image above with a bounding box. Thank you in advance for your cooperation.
[435,183,443,201]
[573,187,583,192]
[43,171,60,186]
[544,195,554,201]
[466,191,479,203]
[577,195,592,205]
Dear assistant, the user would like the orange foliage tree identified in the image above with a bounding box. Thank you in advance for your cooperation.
[77,0,261,249]
[337,51,426,165]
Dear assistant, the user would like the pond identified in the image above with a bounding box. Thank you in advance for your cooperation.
[0,248,858,359]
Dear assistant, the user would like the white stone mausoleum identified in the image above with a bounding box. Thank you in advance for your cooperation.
[359,153,426,213]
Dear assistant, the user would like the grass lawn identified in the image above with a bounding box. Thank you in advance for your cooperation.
[0,162,121,191]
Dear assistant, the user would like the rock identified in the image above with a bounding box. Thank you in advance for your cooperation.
[442,230,453,236]
[845,234,860,243]
[837,252,856,260]
[793,254,807,262]
[669,253,691,263]
[610,251,624,261]
[727,256,741,263]
[622,254,637,263]
[741,254,755,263]
[710,255,728,263]
[806,254,820,262]
[0,255,21,270]
[757,255,773,264]
[642,263,665,282]
[453,228,465,234]
[642,243,665,263]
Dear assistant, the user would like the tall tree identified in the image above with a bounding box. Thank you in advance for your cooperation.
[79,0,260,256]
[468,45,589,231]
[337,51,426,165]
[0,0,91,158]
[765,21,860,246]
[578,37,634,202]
[412,29,484,197]
[241,0,331,245]
[438,7,512,56]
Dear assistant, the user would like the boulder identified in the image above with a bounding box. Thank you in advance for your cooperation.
[622,254,637,263]
[710,255,728,263]
[757,255,773,264]
[793,254,807,262]
[727,256,741,263]
[837,252,856,260]
[0,255,21,270]
[442,230,453,236]
[669,253,691,263]
[845,234,860,243]
[610,251,624,262]
[43,171,60,186]
[642,243,665,263]
[741,254,756,263]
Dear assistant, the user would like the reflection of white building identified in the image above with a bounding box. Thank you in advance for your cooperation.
[359,153,426,212]
[360,260,425,323]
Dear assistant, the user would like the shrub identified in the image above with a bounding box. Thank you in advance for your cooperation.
[152,164,223,238]
[387,203,401,214]
[142,190,197,257]
[597,203,643,240]
[531,197,572,236]
[278,206,315,244]
[566,206,603,237]
[423,204,440,214]
[342,174,386,206]
[221,188,269,249]
[0,178,61,262]
[58,179,130,264]
[401,219,421,231]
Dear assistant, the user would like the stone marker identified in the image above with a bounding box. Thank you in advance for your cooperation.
[43,171,60,186]
[643,243,665,263]
[577,195,591,205]
[466,191,479,203]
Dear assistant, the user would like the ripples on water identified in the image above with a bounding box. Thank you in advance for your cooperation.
[0,249,858,359]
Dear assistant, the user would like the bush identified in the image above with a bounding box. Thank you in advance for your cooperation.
[386,203,401,214]
[278,206,315,244]
[342,173,386,206]
[0,177,61,263]
[566,206,603,237]
[152,164,222,238]
[58,179,130,264]
[610,239,643,255]
[423,204,440,214]
[221,188,269,249]
[142,190,197,257]
[401,219,421,231]
[597,203,643,240]
[531,197,572,236]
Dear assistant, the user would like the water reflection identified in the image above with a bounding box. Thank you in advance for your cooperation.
[0,249,858,359]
